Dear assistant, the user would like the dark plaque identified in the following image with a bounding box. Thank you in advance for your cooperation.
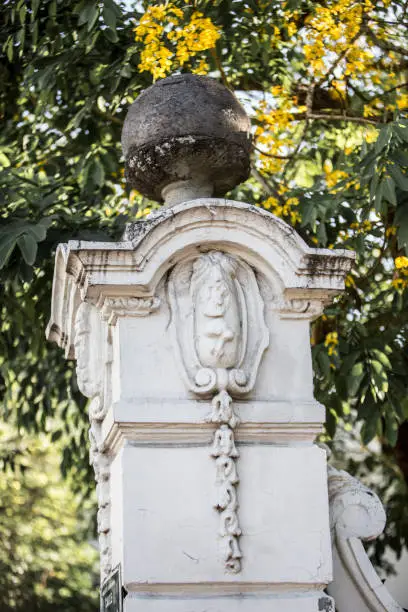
[101,565,122,612]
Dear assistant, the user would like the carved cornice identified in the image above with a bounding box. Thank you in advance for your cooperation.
[278,298,325,321]
[102,421,323,453]
[97,295,161,326]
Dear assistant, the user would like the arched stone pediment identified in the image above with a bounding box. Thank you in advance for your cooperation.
[47,199,354,357]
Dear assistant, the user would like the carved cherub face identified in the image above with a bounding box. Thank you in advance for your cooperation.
[190,252,241,369]
[200,265,231,317]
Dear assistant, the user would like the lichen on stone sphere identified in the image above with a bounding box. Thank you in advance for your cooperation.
[121,74,252,205]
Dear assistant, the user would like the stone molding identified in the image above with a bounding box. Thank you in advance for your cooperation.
[102,422,324,455]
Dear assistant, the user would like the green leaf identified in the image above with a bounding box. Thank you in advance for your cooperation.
[4,35,13,61]
[388,164,408,191]
[316,349,331,377]
[104,27,119,43]
[394,124,408,143]
[383,176,397,206]
[384,410,399,447]
[375,124,392,153]
[370,349,391,370]
[369,172,379,203]
[0,152,11,168]
[347,362,365,396]
[390,150,408,167]
[32,0,40,18]
[91,158,105,187]
[374,179,385,214]
[78,1,99,30]
[17,234,38,265]
[395,205,408,250]
[19,4,27,25]
[103,3,116,31]
[0,234,17,269]
[316,222,327,246]
[361,405,380,445]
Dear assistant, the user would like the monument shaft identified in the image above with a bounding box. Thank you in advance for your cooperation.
[47,75,355,611]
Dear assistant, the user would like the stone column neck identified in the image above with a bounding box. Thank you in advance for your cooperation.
[161,178,214,207]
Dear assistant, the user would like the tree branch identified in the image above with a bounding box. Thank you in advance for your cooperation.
[364,25,408,58]
[296,112,381,126]
[316,31,362,88]
[253,144,292,160]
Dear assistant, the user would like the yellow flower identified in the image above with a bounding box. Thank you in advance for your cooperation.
[325,331,339,356]
[192,58,209,75]
[345,274,355,287]
[129,189,139,204]
[325,331,338,346]
[392,278,407,291]
[134,3,220,80]
[262,195,301,225]
[395,256,408,269]
[325,169,348,189]
[365,128,378,143]
[397,94,408,110]
[135,206,152,218]
[287,21,297,37]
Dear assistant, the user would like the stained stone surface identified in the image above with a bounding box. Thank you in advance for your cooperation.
[47,198,357,611]
[121,74,252,203]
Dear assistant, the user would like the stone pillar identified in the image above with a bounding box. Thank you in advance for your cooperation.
[47,75,354,612]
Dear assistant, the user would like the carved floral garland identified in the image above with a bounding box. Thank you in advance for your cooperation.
[209,390,242,572]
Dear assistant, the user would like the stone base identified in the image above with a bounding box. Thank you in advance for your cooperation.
[123,590,334,612]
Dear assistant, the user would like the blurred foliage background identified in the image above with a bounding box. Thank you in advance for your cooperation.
[1,0,408,607]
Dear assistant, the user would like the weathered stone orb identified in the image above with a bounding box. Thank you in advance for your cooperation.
[121,74,252,205]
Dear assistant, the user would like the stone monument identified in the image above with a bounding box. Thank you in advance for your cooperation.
[47,74,401,612]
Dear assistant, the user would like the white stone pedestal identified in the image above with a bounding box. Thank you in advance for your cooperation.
[47,199,354,612]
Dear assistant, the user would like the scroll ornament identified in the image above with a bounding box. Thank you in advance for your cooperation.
[169,251,269,572]
[74,302,112,578]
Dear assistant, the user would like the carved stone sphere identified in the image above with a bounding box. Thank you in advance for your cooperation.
[121,74,252,205]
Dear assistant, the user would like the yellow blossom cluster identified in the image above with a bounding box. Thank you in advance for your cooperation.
[345,274,355,288]
[392,256,408,291]
[263,194,301,225]
[397,94,408,110]
[392,278,408,290]
[395,256,408,269]
[302,0,375,83]
[255,90,305,174]
[324,331,339,357]
[323,160,348,190]
[385,226,397,238]
[134,4,220,80]
[349,220,373,234]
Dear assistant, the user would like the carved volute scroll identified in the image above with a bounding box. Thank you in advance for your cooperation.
[74,302,113,578]
[327,466,403,612]
[169,250,269,572]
